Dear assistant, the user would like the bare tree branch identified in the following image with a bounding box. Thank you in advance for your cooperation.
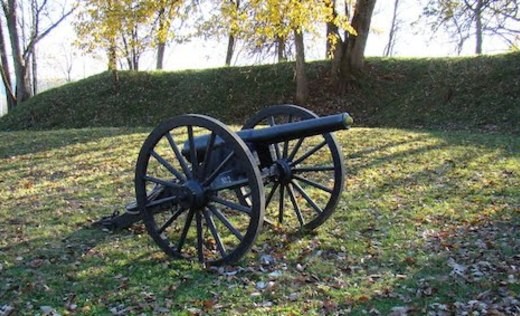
[23,5,75,58]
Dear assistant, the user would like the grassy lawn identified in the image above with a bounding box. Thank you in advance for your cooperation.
[0,127,518,315]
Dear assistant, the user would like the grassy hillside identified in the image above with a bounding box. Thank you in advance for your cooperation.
[1,127,518,314]
[0,53,519,133]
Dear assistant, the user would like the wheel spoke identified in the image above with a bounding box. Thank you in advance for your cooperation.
[278,183,285,223]
[291,139,327,166]
[293,174,334,194]
[208,205,244,241]
[210,196,251,215]
[203,151,234,186]
[146,195,181,210]
[288,137,305,161]
[157,207,185,234]
[166,132,192,179]
[177,208,195,253]
[187,126,199,177]
[143,176,183,190]
[203,209,227,257]
[264,182,279,207]
[150,150,186,181]
[291,180,324,215]
[200,132,216,180]
[287,183,305,228]
[196,211,204,263]
[293,165,335,173]
[267,116,282,160]
[282,115,292,158]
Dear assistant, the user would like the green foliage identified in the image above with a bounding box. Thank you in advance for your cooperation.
[0,127,518,314]
[0,53,519,133]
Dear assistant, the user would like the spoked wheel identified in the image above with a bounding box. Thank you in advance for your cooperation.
[242,105,345,231]
[135,114,265,266]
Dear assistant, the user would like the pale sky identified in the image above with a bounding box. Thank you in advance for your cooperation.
[36,0,513,82]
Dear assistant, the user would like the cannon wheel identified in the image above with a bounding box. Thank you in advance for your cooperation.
[135,114,265,266]
[242,105,345,231]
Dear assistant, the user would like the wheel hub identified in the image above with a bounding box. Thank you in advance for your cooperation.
[275,159,293,184]
[179,180,207,209]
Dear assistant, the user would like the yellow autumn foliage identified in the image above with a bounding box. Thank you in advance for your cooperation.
[222,0,356,42]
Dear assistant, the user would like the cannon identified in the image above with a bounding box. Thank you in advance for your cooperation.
[96,105,352,266]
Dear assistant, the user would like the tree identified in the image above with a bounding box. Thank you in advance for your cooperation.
[76,0,150,71]
[383,0,400,56]
[422,0,520,54]
[328,0,377,90]
[0,21,15,110]
[341,0,376,73]
[293,28,307,103]
[75,0,186,72]
[0,0,74,110]
[225,0,240,66]
[222,0,354,103]
[154,0,185,69]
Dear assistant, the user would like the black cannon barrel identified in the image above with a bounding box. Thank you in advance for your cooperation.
[182,113,353,157]
[237,112,353,145]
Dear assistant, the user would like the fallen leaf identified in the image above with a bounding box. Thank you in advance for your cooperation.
[322,299,338,313]
[28,258,45,268]
[389,306,413,316]
[0,305,15,316]
[202,300,215,311]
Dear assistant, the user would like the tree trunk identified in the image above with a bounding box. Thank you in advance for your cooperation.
[1,0,72,107]
[132,28,139,70]
[475,0,483,54]
[383,0,399,57]
[131,48,138,70]
[325,0,339,58]
[330,0,350,79]
[225,33,235,66]
[277,36,286,62]
[31,46,37,94]
[338,0,377,89]
[5,0,32,104]
[156,42,165,69]
[31,0,37,95]
[121,34,133,70]
[0,22,16,110]
[294,29,308,104]
[108,40,119,93]
[225,0,240,66]
[156,6,167,70]
[108,44,117,70]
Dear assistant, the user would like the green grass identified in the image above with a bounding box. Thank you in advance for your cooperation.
[1,53,519,133]
[1,127,518,315]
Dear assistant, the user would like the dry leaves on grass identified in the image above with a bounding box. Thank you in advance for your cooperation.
[423,218,520,315]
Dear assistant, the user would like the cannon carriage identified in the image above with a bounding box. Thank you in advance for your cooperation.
[98,104,352,266]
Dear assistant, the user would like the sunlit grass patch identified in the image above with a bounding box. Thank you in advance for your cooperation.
[0,127,518,315]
